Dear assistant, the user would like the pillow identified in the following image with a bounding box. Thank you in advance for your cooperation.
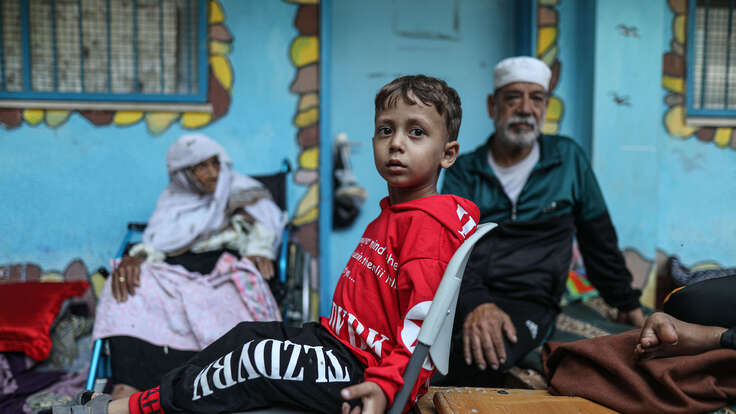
[0,281,89,361]
[564,270,599,303]
[563,240,599,303]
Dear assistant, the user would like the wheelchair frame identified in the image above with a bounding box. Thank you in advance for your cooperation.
[86,159,315,391]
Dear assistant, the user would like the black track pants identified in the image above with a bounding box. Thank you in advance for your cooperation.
[155,322,365,413]
[664,275,736,328]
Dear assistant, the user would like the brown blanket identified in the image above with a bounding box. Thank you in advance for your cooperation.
[543,330,736,414]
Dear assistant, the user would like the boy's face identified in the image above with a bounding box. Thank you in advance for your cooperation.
[373,92,459,204]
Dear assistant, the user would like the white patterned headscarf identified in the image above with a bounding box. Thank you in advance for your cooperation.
[143,133,281,253]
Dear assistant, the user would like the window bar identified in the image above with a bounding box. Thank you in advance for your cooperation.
[700,0,710,109]
[186,0,192,93]
[106,0,111,92]
[50,0,59,91]
[20,0,31,91]
[197,0,207,98]
[724,0,734,108]
[133,0,138,93]
[78,0,85,92]
[159,0,164,93]
[0,2,5,91]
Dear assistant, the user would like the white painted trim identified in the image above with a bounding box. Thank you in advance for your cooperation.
[686,116,736,127]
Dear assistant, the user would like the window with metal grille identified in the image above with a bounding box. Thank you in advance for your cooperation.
[687,0,736,122]
[0,0,208,109]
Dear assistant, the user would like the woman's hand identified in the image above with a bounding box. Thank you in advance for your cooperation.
[341,381,387,414]
[635,312,726,359]
[232,208,256,223]
[248,255,274,280]
[111,256,143,302]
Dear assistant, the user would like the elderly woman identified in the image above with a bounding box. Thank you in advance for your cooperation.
[93,134,285,399]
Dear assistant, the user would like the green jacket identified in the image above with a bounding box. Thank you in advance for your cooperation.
[442,134,640,315]
[442,134,607,224]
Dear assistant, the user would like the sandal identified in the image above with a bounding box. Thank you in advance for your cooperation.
[49,391,113,414]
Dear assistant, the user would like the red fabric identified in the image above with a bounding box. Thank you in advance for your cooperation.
[321,194,479,408]
[0,281,89,360]
[129,387,164,414]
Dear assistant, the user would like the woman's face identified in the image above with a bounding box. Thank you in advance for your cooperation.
[191,156,220,193]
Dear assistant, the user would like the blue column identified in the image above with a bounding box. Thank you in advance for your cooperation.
[515,0,537,56]
[319,0,333,317]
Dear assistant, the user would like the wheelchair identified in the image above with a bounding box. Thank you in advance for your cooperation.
[85,159,316,392]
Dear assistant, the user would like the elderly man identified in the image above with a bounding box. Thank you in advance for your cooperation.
[440,56,645,386]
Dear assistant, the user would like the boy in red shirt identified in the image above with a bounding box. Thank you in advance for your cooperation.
[72,75,479,414]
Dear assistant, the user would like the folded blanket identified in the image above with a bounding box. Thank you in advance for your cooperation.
[93,253,280,351]
[543,330,736,414]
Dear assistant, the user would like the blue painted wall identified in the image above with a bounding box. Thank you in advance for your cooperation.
[324,0,520,315]
[322,0,735,318]
[555,0,595,155]
[591,0,663,261]
[590,0,736,267]
[0,1,301,272]
[3,0,733,314]
[655,4,736,267]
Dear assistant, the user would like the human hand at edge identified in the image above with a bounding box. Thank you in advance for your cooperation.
[340,381,387,414]
[616,307,646,328]
[462,302,517,371]
[111,256,143,302]
[248,255,274,280]
[635,312,726,359]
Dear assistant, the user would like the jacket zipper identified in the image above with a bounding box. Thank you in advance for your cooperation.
[512,161,558,221]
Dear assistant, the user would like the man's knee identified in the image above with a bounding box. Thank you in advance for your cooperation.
[440,333,536,386]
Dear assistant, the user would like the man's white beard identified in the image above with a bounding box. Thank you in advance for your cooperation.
[495,115,541,149]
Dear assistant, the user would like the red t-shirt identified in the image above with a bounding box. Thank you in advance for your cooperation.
[321,194,480,407]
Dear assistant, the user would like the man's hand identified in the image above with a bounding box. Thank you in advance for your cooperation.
[616,307,645,328]
[463,303,517,371]
[248,256,274,280]
[340,381,386,414]
[111,256,143,302]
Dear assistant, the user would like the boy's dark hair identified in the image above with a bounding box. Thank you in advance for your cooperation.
[374,75,462,141]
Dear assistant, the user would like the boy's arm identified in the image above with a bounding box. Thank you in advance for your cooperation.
[360,257,447,409]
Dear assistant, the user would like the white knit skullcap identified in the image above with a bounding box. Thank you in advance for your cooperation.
[493,56,551,91]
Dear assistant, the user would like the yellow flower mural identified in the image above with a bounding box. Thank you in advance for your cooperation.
[284,0,320,319]
[286,0,321,246]
[663,0,736,150]
[538,0,564,135]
